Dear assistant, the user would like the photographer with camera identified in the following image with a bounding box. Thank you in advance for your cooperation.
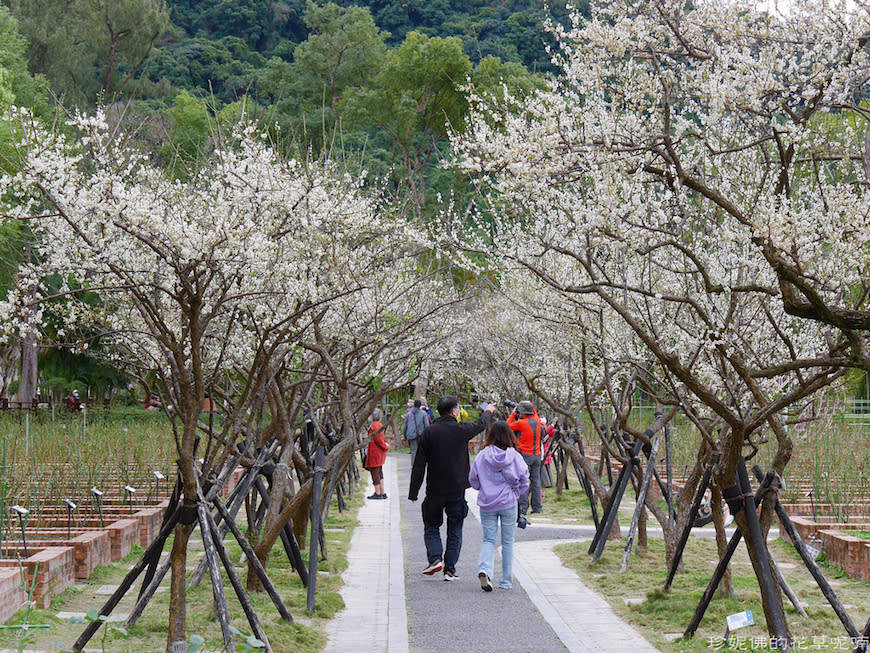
[506,400,544,522]
[408,395,497,581]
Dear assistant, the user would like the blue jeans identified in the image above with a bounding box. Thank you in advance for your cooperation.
[408,438,419,465]
[478,505,517,589]
[519,453,542,514]
[422,493,468,574]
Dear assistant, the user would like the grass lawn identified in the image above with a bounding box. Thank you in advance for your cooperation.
[552,512,870,651]
[0,486,363,652]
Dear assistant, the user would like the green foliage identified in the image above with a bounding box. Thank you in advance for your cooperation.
[344,31,471,140]
[160,89,211,175]
[259,2,387,149]
[167,0,308,51]
[6,0,170,107]
[142,36,265,103]
[0,6,48,114]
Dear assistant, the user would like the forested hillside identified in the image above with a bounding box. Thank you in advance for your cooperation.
[1,0,580,218]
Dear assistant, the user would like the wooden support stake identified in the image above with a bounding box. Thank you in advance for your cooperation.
[571,434,599,528]
[620,434,661,572]
[665,422,675,527]
[306,446,324,612]
[769,550,807,617]
[73,506,182,651]
[751,466,858,639]
[190,446,275,588]
[683,471,771,638]
[664,451,720,590]
[212,497,294,622]
[125,557,171,628]
[684,527,743,638]
[736,458,789,642]
[590,439,642,561]
[252,475,309,586]
[203,505,272,652]
[198,504,234,652]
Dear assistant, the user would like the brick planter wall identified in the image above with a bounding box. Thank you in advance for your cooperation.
[0,569,25,623]
[106,519,139,561]
[781,515,870,581]
[0,547,75,608]
[131,507,166,548]
[8,531,112,580]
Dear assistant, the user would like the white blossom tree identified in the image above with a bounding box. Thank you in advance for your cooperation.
[449,0,870,639]
[0,106,440,648]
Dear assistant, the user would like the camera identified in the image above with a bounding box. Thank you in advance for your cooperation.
[503,400,517,410]
[516,515,528,529]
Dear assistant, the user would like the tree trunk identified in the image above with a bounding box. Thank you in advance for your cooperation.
[167,522,193,650]
[711,484,734,598]
[17,327,37,405]
[413,359,431,403]
[16,247,38,406]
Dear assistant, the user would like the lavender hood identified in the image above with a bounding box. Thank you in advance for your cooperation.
[469,446,530,512]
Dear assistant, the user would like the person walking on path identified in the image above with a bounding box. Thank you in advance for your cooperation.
[469,420,529,591]
[403,398,429,465]
[507,401,543,517]
[408,395,496,580]
[365,408,389,499]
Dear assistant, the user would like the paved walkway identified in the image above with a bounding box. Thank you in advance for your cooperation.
[324,452,660,652]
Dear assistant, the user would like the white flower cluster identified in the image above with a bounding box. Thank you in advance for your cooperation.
[0,108,443,420]
[447,0,866,434]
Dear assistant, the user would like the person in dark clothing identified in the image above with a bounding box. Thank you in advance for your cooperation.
[408,395,496,581]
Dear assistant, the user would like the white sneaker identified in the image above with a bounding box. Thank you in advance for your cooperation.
[422,559,443,575]
[478,572,493,592]
[443,571,460,582]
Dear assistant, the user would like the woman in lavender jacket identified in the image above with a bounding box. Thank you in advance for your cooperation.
[469,420,530,591]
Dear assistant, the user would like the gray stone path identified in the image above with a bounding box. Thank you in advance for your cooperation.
[323,452,661,652]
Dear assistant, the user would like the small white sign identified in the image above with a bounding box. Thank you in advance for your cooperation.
[726,610,754,631]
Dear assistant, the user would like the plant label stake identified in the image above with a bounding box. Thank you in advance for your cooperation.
[806,489,817,522]
[90,487,104,527]
[64,499,77,540]
[11,505,28,557]
[723,610,754,643]
[124,485,136,512]
[152,471,165,499]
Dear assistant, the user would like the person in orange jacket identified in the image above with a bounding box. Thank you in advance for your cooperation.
[507,401,543,517]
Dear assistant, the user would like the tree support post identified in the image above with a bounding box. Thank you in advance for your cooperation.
[190,444,277,588]
[197,503,234,652]
[73,505,183,651]
[750,466,859,639]
[571,433,599,528]
[306,445,324,612]
[211,496,294,622]
[684,470,772,638]
[253,476,309,586]
[589,439,642,562]
[737,458,789,643]
[201,504,272,652]
[664,451,720,590]
[620,434,661,572]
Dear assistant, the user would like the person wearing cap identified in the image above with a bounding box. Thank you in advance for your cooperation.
[507,400,543,516]
[402,399,429,465]
[408,395,497,581]
[66,389,82,412]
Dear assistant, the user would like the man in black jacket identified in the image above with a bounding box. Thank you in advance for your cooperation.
[408,395,496,581]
